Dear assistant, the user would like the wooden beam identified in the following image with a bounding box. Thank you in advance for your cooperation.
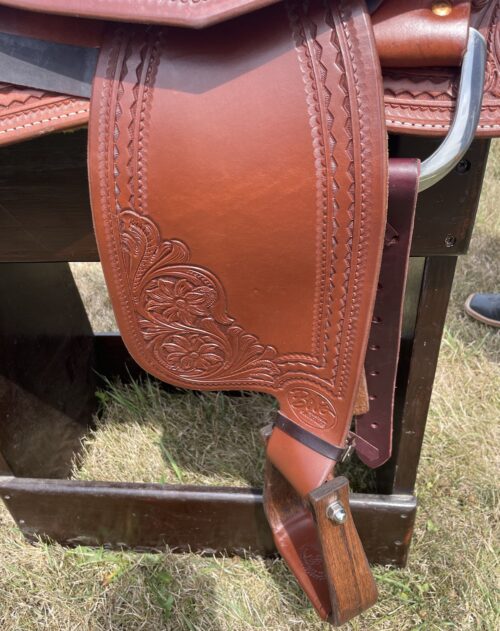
[378,256,458,495]
[0,132,489,262]
[0,477,416,567]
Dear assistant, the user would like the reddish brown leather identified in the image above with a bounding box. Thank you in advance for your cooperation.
[0,0,490,624]
[0,5,97,148]
[0,0,282,28]
[384,0,500,137]
[0,83,88,146]
[355,159,419,468]
[264,460,331,619]
[0,2,499,146]
[88,0,387,501]
[373,0,471,67]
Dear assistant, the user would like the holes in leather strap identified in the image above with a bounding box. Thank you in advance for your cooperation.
[369,369,380,377]
[370,422,379,430]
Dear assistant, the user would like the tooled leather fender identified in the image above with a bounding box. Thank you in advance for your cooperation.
[87,0,386,617]
[88,0,386,492]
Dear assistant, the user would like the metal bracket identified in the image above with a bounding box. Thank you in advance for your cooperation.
[419,28,487,192]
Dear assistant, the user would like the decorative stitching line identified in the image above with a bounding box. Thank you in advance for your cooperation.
[98,29,139,353]
[111,30,161,361]
[324,3,354,390]
[0,108,88,135]
[136,33,162,216]
[286,0,329,364]
[336,0,375,399]
[387,118,500,131]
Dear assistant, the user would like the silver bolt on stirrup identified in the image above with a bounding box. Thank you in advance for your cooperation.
[326,500,348,525]
[419,28,487,192]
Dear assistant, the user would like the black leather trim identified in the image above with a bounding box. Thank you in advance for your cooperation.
[273,413,346,461]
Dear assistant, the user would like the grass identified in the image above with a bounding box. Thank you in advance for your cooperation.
[0,143,499,629]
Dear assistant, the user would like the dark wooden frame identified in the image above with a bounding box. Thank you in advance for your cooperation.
[0,130,490,566]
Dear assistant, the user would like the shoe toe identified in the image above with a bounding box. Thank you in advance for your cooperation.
[466,293,500,325]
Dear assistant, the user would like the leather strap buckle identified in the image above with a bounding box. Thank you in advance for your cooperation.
[340,436,356,463]
[346,432,381,465]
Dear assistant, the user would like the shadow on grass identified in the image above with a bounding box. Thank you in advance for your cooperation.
[91,376,377,494]
[91,379,274,487]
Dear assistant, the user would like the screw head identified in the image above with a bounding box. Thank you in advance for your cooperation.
[456,159,471,174]
[326,500,347,524]
[444,234,457,248]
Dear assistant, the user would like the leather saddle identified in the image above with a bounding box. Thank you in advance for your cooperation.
[0,0,498,625]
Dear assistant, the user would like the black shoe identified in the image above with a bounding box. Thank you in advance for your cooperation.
[464,293,500,328]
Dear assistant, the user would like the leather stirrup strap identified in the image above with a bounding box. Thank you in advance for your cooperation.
[355,159,420,467]
[264,158,421,625]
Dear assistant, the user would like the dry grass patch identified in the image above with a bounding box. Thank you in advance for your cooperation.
[0,144,499,629]
[76,385,275,487]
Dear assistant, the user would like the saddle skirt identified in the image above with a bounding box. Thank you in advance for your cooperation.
[0,1,498,144]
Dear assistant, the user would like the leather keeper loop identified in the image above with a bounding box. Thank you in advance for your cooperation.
[273,414,346,462]
[372,0,471,68]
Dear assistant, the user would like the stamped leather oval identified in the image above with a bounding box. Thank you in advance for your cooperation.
[287,387,337,430]
[300,544,326,581]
